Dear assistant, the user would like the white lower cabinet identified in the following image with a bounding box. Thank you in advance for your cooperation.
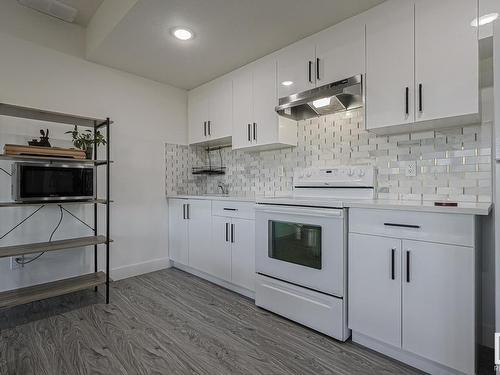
[348,208,477,375]
[212,213,255,292]
[169,198,255,296]
[230,218,255,291]
[348,234,401,348]
[402,240,474,374]
[168,199,189,264]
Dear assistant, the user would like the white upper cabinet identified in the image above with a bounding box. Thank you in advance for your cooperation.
[208,78,233,140]
[232,68,253,150]
[188,85,210,144]
[233,59,297,151]
[277,40,316,98]
[414,0,478,124]
[365,0,479,133]
[365,0,415,130]
[315,16,365,85]
[188,76,232,145]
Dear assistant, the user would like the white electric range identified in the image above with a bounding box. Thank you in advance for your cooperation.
[254,166,376,341]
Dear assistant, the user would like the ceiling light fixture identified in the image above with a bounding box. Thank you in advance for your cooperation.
[281,81,294,86]
[470,13,498,27]
[171,27,194,41]
[312,97,331,108]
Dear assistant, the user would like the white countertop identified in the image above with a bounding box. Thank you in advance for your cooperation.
[168,195,492,215]
[344,199,492,216]
[167,194,256,203]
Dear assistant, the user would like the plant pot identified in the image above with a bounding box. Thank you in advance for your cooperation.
[85,147,93,159]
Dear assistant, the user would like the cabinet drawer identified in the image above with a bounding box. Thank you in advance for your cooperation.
[212,201,255,220]
[349,208,474,247]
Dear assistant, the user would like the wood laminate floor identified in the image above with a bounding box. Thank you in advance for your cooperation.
[0,268,492,375]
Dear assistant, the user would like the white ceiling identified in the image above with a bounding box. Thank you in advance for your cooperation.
[87,0,385,89]
[60,0,103,26]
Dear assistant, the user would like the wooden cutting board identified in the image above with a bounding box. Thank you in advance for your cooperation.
[4,144,86,159]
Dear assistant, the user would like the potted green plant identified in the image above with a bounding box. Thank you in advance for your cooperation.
[66,126,107,159]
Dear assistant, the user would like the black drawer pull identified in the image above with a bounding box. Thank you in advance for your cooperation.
[391,248,395,280]
[223,208,238,211]
[384,223,420,229]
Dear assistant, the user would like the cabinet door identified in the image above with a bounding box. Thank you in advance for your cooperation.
[402,240,474,375]
[168,199,189,265]
[188,86,209,144]
[315,16,365,85]
[187,200,213,273]
[208,77,232,140]
[365,0,414,130]
[277,40,316,98]
[232,68,254,150]
[253,58,278,146]
[230,218,255,291]
[205,216,232,281]
[414,0,478,123]
[348,233,402,348]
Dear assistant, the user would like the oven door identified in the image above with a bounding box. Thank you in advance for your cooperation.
[255,204,345,297]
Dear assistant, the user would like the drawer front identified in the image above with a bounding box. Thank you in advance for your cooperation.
[349,208,474,247]
[212,201,255,219]
[255,274,348,341]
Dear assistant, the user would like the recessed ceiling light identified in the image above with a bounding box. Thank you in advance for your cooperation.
[281,81,294,86]
[171,27,194,41]
[312,97,331,108]
[470,13,498,27]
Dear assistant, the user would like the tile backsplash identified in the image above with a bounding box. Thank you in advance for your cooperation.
[166,108,492,203]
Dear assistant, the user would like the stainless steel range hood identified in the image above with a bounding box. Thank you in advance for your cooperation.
[275,75,363,121]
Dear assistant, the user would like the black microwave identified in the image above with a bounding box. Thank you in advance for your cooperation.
[12,162,96,202]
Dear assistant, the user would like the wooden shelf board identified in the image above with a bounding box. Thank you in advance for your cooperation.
[0,272,106,309]
[0,199,110,208]
[0,103,112,128]
[0,235,111,258]
[0,154,111,165]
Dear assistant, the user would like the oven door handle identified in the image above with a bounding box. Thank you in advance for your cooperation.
[255,205,343,218]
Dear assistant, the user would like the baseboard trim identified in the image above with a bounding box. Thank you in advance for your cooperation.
[352,332,469,375]
[172,262,255,300]
[111,257,171,281]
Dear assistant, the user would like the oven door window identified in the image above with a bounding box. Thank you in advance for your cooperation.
[268,220,322,270]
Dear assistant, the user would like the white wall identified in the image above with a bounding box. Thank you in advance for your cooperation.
[0,31,187,291]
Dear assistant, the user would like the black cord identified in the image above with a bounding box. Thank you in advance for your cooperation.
[60,206,94,231]
[16,206,63,265]
[0,205,45,240]
[0,167,11,176]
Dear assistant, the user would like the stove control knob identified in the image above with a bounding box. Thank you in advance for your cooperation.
[306,171,312,177]
[357,169,365,177]
[347,168,354,176]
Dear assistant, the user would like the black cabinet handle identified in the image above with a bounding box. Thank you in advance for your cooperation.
[204,121,207,137]
[182,204,186,220]
[308,61,313,83]
[231,224,235,243]
[391,248,395,280]
[223,208,238,211]
[418,84,423,112]
[405,87,409,116]
[248,124,251,142]
[186,204,190,220]
[207,120,211,136]
[384,223,420,229]
[406,251,410,283]
[253,123,257,141]
[316,58,320,80]
[225,223,229,242]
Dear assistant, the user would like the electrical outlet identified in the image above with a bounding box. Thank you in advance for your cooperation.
[10,256,22,270]
[405,161,417,177]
